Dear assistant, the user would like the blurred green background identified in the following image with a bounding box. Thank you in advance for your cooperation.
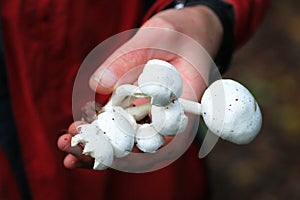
[206,1,300,199]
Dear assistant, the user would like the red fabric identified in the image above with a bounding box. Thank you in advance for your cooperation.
[0,0,144,199]
[0,148,21,200]
[0,0,268,199]
[143,0,173,21]
[225,0,270,48]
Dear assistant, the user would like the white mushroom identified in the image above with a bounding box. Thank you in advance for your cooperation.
[151,100,188,136]
[135,124,165,153]
[71,124,114,170]
[138,59,183,106]
[177,79,262,144]
[200,79,262,144]
[92,107,135,158]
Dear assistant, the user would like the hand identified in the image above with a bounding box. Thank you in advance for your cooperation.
[58,5,223,169]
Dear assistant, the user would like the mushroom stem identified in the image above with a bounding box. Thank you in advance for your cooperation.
[107,84,145,108]
[126,103,151,121]
[178,98,202,115]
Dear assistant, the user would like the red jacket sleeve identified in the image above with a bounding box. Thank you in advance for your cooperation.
[143,0,173,20]
[225,0,269,48]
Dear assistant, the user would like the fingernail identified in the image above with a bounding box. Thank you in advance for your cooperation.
[93,69,117,88]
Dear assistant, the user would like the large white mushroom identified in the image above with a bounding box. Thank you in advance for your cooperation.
[200,79,262,144]
[178,80,262,144]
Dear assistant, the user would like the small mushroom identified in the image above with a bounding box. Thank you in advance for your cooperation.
[71,124,114,170]
[135,124,165,153]
[151,100,188,136]
[138,59,183,106]
[92,107,135,158]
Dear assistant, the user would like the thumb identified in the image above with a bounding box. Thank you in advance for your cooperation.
[89,33,175,94]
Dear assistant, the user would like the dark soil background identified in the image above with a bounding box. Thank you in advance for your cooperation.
[206,1,300,199]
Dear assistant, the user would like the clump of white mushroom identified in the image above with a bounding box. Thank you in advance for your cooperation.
[71,59,262,170]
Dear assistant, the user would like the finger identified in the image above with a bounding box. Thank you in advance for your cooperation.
[63,154,93,169]
[57,134,82,156]
[68,121,87,133]
[57,134,82,155]
[63,154,81,169]
[89,33,176,95]
[89,48,164,94]
[57,121,87,155]
[58,133,94,161]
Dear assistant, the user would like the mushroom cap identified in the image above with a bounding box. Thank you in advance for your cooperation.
[135,124,165,153]
[71,124,114,170]
[151,100,188,136]
[138,59,183,106]
[201,79,262,144]
[93,107,135,157]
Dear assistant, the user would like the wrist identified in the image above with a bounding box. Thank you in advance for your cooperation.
[176,0,235,73]
[143,6,223,58]
[144,0,235,74]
